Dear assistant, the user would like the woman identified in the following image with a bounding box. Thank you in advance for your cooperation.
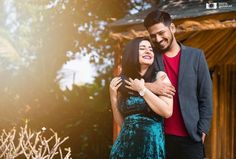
[109,37,173,159]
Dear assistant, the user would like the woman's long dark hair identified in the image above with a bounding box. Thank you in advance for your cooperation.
[119,37,157,95]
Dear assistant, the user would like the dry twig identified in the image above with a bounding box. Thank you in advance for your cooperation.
[0,124,71,159]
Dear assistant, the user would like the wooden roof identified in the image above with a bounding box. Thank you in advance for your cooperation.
[109,1,236,68]
[109,1,236,31]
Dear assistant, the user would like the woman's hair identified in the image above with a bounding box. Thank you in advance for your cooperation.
[119,37,156,96]
[120,37,156,84]
[144,10,172,29]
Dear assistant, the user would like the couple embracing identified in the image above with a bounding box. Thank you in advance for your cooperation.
[109,9,212,159]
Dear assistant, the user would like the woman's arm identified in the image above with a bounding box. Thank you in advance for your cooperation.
[125,71,173,118]
[109,77,124,127]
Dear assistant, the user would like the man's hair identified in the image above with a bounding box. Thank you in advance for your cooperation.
[144,10,172,29]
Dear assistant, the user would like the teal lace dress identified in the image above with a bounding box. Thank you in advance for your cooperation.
[110,93,165,159]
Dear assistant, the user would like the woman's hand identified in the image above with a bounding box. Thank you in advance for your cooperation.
[109,77,122,100]
[109,77,124,126]
[125,78,145,92]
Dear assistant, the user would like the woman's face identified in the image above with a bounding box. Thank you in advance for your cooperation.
[139,40,154,66]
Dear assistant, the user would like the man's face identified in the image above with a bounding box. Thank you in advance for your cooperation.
[147,23,175,53]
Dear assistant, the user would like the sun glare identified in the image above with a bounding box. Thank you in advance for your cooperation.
[56,54,97,91]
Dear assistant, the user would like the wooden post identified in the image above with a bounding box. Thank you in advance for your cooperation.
[112,39,123,142]
[209,65,236,158]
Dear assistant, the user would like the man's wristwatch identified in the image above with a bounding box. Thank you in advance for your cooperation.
[139,88,147,96]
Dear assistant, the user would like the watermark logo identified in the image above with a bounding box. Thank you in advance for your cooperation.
[218,2,233,8]
[206,1,233,9]
[206,2,218,9]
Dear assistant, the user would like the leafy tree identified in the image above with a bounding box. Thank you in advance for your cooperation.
[0,0,155,158]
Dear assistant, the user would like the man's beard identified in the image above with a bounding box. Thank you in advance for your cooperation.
[153,34,174,53]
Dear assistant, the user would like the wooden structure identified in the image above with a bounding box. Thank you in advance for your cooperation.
[109,0,236,158]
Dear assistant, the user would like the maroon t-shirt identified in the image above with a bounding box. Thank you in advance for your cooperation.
[163,50,189,136]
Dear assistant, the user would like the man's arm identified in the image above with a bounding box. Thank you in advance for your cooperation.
[197,51,213,139]
[145,73,175,98]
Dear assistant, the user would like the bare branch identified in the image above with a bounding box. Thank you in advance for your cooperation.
[0,123,71,159]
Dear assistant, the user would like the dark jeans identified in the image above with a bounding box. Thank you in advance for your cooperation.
[165,134,205,159]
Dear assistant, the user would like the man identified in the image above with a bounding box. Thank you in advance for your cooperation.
[143,10,213,159]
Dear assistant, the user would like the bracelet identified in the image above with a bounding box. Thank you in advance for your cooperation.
[139,87,147,96]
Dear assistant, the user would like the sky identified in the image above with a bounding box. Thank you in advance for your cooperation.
[56,53,97,91]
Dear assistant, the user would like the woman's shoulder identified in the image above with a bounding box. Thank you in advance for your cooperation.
[156,71,171,84]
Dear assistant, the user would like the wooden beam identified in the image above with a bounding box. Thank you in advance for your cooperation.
[109,19,236,41]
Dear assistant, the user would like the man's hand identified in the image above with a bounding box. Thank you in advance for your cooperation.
[146,74,175,98]
[201,132,206,144]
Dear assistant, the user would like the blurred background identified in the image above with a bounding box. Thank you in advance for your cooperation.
[0,0,154,158]
[0,0,235,158]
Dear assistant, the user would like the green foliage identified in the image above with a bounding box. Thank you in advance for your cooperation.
[0,0,154,158]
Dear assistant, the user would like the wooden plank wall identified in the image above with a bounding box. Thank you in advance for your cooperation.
[206,65,236,159]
